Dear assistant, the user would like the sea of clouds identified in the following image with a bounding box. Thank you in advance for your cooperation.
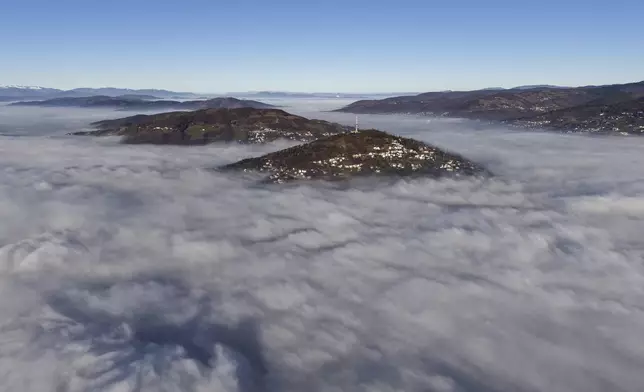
[1,102,644,391]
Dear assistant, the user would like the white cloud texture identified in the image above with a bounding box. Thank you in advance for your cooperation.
[1,103,644,391]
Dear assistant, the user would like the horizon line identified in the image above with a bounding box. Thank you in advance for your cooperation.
[2,79,643,95]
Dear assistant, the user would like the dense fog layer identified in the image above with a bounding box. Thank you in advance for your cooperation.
[1,101,644,391]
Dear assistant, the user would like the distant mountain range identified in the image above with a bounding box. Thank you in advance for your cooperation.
[450,85,567,92]
[0,86,202,101]
[335,81,644,135]
[0,86,422,102]
[510,84,568,90]
[228,87,574,99]
[225,91,421,99]
[0,85,577,102]
[9,96,274,111]
[5,83,643,135]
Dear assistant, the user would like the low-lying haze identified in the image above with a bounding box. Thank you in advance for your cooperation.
[1,101,644,391]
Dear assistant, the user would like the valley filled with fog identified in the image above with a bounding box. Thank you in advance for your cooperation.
[1,100,644,392]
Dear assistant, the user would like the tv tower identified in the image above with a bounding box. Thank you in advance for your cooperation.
[354,115,359,133]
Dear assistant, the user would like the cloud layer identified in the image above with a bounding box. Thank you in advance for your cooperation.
[1,103,644,391]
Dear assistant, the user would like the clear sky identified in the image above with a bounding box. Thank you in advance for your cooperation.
[1,0,642,93]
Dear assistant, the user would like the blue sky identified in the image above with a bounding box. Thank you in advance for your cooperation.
[1,0,642,93]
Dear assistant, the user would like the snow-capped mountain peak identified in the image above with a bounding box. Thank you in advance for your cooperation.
[0,85,47,90]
